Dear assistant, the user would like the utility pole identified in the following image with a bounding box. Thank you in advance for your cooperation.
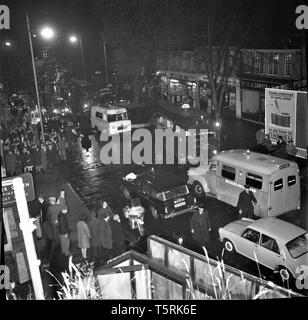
[26,12,45,144]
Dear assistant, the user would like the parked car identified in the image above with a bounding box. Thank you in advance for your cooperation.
[219,217,308,282]
[121,168,198,219]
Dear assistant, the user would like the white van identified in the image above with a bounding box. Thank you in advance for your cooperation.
[91,105,131,136]
[187,149,300,217]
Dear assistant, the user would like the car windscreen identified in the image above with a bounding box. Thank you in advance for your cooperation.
[107,112,128,122]
[286,232,308,258]
[162,185,189,201]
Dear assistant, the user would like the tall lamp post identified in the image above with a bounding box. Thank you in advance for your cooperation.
[69,34,86,81]
[25,12,50,145]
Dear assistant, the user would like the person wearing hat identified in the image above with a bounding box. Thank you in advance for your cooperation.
[46,196,62,262]
[237,184,259,220]
[87,210,101,260]
[58,208,71,256]
[190,206,212,248]
[98,210,113,264]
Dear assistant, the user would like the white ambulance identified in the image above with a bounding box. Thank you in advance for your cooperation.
[187,149,300,217]
[91,105,131,136]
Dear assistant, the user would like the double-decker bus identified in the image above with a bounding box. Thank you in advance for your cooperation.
[152,104,221,165]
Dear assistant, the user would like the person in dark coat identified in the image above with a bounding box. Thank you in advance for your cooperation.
[110,214,125,258]
[87,210,101,260]
[5,150,16,176]
[15,149,23,175]
[237,184,258,220]
[276,136,287,155]
[34,146,42,173]
[46,196,62,262]
[58,209,71,256]
[97,201,113,220]
[98,211,113,264]
[38,195,49,239]
[190,207,212,247]
[57,189,68,211]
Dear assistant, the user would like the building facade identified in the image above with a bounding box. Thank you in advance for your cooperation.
[156,50,239,112]
[155,47,306,124]
[239,48,305,124]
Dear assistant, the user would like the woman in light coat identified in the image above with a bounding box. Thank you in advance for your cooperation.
[77,215,91,259]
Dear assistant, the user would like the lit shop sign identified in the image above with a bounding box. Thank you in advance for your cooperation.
[240,80,280,90]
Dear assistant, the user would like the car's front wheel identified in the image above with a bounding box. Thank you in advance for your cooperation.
[192,181,205,198]
[149,205,159,220]
[224,239,235,253]
[278,267,293,283]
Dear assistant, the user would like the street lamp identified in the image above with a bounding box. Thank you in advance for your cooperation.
[26,13,52,145]
[69,34,86,81]
[40,26,55,40]
[4,41,11,47]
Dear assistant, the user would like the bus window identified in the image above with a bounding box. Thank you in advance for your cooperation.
[96,112,103,119]
[221,165,236,181]
[246,173,263,190]
[274,178,283,191]
[287,175,296,187]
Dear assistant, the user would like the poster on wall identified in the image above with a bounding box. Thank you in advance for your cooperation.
[265,88,296,143]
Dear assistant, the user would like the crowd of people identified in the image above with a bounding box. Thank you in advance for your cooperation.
[32,190,126,266]
[0,110,78,177]
[255,128,297,160]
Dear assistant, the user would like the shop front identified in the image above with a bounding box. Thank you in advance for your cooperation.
[198,75,239,116]
[157,70,199,108]
[240,77,289,124]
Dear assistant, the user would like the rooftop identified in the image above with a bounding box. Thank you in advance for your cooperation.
[213,149,298,175]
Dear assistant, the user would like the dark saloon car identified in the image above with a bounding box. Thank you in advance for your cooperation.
[121,168,198,219]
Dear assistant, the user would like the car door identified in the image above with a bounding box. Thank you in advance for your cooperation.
[257,233,283,271]
[239,228,261,261]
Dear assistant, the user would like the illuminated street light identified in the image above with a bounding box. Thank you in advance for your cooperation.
[69,34,86,81]
[40,26,55,40]
[4,41,11,47]
[69,35,78,43]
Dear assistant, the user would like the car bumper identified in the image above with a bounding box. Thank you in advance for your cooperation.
[163,205,198,219]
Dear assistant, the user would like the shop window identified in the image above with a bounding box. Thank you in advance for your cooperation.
[268,53,274,74]
[287,175,296,187]
[221,165,236,181]
[246,173,263,190]
[274,178,283,191]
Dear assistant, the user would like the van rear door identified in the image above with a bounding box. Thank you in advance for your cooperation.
[269,173,285,216]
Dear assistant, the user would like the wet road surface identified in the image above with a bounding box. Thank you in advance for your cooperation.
[57,106,307,293]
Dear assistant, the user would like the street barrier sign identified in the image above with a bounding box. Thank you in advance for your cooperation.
[1,173,35,207]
